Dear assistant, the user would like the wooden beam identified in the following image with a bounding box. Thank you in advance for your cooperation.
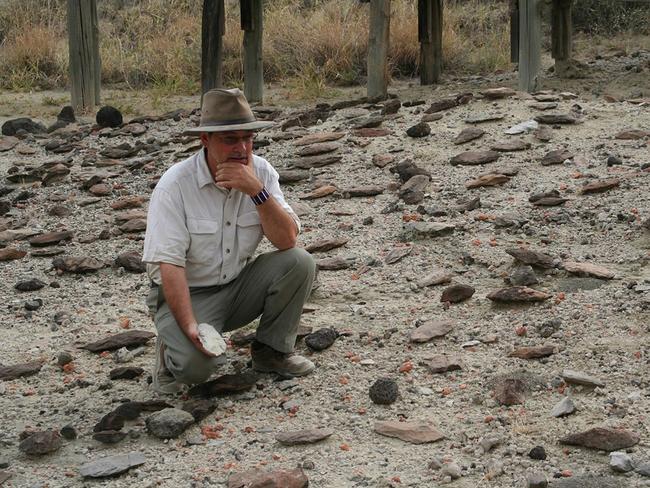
[551,0,573,77]
[367,0,391,99]
[67,0,100,112]
[201,0,225,94]
[418,0,443,85]
[510,0,519,64]
[518,0,542,92]
[243,0,263,103]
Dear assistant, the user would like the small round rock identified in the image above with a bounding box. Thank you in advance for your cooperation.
[369,377,399,405]
[528,445,547,460]
[304,328,337,351]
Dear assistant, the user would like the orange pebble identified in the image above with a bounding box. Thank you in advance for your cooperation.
[398,361,413,373]
[340,443,351,451]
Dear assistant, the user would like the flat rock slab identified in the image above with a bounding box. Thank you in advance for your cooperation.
[556,277,607,292]
[505,120,539,135]
[81,330,156,352]
[451,150,500,166]
[509,345,555,359]
[532,197,569,207]
[316,256,355,271]
[534,114,577,124]
[402,222,455,239]
[563,261,615,279]
[300,185,336,200]
[305,238,348,253]
[145,408,195,439]
[275,428,334,446]
[487,287,551,303]
[465,174,509,189]
[541,149,574,165]
[560,427,640,451]
[441,284,475,303]
[424,355,463,374]
[278,169,309,184]
[372,154,395,168]
[374,420,445,444]
[562,369,605,387]
[529,102,558,110]
[110,196,145,210]
[341,186,384,198]
[615,129,650,140]
[0,136,19,151]
[293,132,345,146]
[384,246,412,264]
[551,397,576,417]
[493,377,528,406]
[19,430,62,456]
[465,113,505,124]
[418,270,453,288]
[79,452,146,478]
[481,87,516,99]
[410,320,454,343]
[188,372,258,398]
[52,256,105,273]
[0,248,27,261]
[353,128,392,137]
[581,178,620,194]
[490,140,531,152]
[29,231,73,247]
[506,248,555,269]
[453,127,485,145]
[0,360,44,381]
[228,468,309,488]
[297,142,340,157]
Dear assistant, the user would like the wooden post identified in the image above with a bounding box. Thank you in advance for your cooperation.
[67,0,100,112]
[418,0,443,85]
[510,0,519,64]
[242,0,263,103]
[367,0,390,99]
[201,0,225,95]
[551,0,573,77]
[518,0,542,92]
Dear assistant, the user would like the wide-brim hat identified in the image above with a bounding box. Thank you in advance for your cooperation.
[183,88,274,134]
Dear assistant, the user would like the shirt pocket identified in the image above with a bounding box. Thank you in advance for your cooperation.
[186,218,219,264]
[236,211,263,258]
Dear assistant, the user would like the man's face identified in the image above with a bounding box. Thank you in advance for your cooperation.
[201,130,254,166]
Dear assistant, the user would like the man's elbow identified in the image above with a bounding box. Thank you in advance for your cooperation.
[276,235,297,250]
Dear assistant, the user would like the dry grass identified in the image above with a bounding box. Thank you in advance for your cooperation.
[0,0,647,97]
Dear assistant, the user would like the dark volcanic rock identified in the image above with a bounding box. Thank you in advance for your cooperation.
[528,446,547,460]
[487,287,551,303]
[94,412,125,432]
[304,328,337,351]
[0,360,44,381]
[114,251,146,273]
[369,377,399,405]
[145,408,195,439]
[109,366,144,380]
[505,248,555,269]
[390,160,431,183]
[18,430,62,456]
[79,452,146,478]
[96,106,123,128]
[440,284,475,303]
[53,256,105,273]
[560,427,640,451]
[81,330,156,352]
[2,118,47,136]
[14,278,46,292]
[188,372,258,398]
[29,231,73,247]
[406,122,431,138]
[182,399,217,422]
[92,430,127,444]
[493,378,527,406]
[57,106,76,123]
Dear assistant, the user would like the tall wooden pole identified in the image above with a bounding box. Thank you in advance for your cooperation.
[518,0,542,92]
[551,0,573,77]
[201,0,225,95]
[67,0,100,112]
[242,0,264,103]
[367,0,391,99]
[510,0,519,64]
[418,0,443,85]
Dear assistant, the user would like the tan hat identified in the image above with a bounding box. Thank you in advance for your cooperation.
[184,88,273,134]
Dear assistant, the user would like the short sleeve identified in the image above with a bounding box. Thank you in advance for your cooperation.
[263,165,301,234]
[142,186,189,266]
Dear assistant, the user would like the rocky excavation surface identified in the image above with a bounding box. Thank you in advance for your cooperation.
[0,63,649,487]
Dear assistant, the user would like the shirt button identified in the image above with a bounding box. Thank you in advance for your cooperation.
[222,274,227,279]
[226,221,231,226]
[226,249,231,253]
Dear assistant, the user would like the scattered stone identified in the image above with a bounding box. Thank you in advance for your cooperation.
[560,427,640,451]
[188,372,258,398]
[275,428,334,446]
[440,284,475,303]
[424,355,463,374]
[341,185,384,198]
[615,129,649,140]
[450,150,500,166]
[0,248,27,262]
[0,360,43,381]
[94,411,125,432]
[0,136,19,152]
[96,106,123,128]
[527,473,548,488]
[351,128,391,137]
[297,142,340,157]
[465,173,509,189]
[300,185,337,200]
[490,140,531,152]
[182,399,217,422]
[551,396,576,417]
[610,451,635,473]
[505,248,555,269]
[29,231,73,247]
[369,378,399,405]
[417,270,453,288]
[79,452,146,478]
[293,132,345,146]
[535,113,577,124]
[442,462,462,480]
[493,377,527,405]
[59,424,77,440]
[482,87,516,99]
[81,330,156,352]
[551,477,624,488]
[19,430,62,456]
[534,125,554,141]
[541,149,574,166]
[509,266,538,286]
[304,328,337,351]
[110,196,145,210]
[410,320,454,342]
[581,178,620,194]
[93,430,127,444]
[421,113,443,122]
[562,261,615,279]
[109,366,144,380]
[406,122,431,138]
[561,369,605,387]
[399,175,429,204]
[52,256,105,273]
[487,287,551,303]
[465,113,505,124]
[57,352,74,367]
[453,127,485,145]
[114,251,146,273]
[304,238,348,253]
[636,463,650,477]
[402,222,455,239]
[505,120,538,134]
[15,278,46,292]
[384,246,413,264]
[509,345,555,359]
[145,408,195,439]
[528,446,547,460]
[374,420,445,444]
[315,256,355,270]
[228,468,309,488]
[372,154,395,168]
[529,102,558,110]
[390,160,431,183]
[1,118,47,136]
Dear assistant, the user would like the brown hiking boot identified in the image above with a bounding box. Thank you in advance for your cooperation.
[152,337,183,394]
[251,340,315,378]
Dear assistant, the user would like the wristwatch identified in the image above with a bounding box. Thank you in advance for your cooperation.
[251,187,270,206]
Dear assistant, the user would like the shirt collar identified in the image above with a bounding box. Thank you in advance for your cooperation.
[196,148,214,188]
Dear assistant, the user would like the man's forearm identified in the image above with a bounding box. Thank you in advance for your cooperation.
[256,196,298,250]
[159,263,196,333]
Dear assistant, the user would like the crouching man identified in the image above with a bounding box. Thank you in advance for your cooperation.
[143,88,316,394]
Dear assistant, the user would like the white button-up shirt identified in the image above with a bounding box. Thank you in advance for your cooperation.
[143,149,300,287]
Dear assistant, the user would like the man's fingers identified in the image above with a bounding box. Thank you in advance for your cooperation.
[191,336,217,357]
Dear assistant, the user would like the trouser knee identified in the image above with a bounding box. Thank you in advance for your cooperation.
[167,350,218,385]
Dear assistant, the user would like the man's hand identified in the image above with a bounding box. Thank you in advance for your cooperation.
[184,321,218,357]
[215,156,263,196]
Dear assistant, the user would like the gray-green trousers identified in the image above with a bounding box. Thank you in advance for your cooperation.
[146,248,316,385]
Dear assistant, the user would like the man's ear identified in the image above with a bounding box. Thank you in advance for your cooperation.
[199,132,210,147]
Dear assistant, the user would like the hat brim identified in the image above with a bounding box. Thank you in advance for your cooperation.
[183,120,274,135]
